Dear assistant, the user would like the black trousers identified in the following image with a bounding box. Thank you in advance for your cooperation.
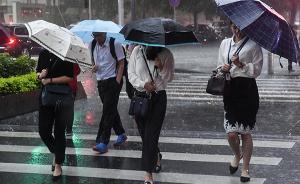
[38,104,72,164]
[96,77,125,144]
[66,96,75,133]
[135,90,167,173]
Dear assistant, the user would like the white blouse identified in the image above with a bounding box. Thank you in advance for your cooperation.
[218,37,263,78]
[128,46,174,92]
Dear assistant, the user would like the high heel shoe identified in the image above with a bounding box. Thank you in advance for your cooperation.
[154,153,162,173]
[52,165,62,181]
[240,170,250,182]
[229,155,243,174]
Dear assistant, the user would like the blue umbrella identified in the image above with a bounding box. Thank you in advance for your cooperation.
[215,0,300,63]
[70,19,126,44]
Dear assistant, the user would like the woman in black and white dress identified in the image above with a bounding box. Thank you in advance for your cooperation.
[218,23,263,182]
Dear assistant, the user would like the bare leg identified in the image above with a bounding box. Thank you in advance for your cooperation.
[227,132,242,167]
[144,172,153,183]
[241,133,253,175]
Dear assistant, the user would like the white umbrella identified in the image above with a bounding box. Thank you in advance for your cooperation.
[25,20,92,68]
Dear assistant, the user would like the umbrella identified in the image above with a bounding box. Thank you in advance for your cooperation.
[70,19,125,44]
[215,0,300,63]
[120,17,198,47]
[25,20,92,68]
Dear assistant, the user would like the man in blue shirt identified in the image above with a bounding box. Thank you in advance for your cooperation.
[90,32,127,153]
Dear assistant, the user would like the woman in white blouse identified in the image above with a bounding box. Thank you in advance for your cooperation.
[219,23,263,183]
[128,45,174,184]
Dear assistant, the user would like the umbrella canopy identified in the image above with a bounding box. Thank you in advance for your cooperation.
[25,20,92,68]
[70,19,125,44]
[120,17,198,46]
[215,0,300,63]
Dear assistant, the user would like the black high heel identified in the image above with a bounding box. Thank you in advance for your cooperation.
[240,170,250,182]
[52,166,62,181]
[229,155,243,174]
[52,174,62,181]
[154,153,162,173]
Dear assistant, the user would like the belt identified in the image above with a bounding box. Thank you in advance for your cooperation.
[97,77,116,83]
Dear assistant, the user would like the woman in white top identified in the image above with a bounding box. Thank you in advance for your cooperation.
[128,45,174,184]
[219,22,263,183]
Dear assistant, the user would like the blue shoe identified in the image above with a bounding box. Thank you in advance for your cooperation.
[114,134,127,146]
[95,143,108,154]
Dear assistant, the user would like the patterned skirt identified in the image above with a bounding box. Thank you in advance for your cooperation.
[223,77,259,134]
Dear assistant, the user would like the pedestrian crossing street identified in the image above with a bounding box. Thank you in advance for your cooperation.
[120,72,300,103]
[0,131,296,184]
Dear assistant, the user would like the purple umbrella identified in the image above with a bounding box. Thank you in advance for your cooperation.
[215,0,300,63]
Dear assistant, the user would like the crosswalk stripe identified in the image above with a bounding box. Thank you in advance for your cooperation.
[0,131,295,149]
[0,145,282,165]
[119,73,300,102]
[119,95,300,103]
[121,91,300,98]
[0,162,266,184]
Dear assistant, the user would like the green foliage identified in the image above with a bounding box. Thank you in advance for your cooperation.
[0,72,41,95]
[0,53,36,78]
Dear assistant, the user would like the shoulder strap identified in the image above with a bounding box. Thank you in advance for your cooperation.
[141,48,154,83]
[235,37,249,55]
[91,39,97,65]
[228,37,249,65]
[109,37,117,61]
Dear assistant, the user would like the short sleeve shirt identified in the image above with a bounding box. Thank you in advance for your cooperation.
[89,37,125,80]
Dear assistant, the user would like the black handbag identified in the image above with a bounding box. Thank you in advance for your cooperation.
[128,48,153,118]
[206,67,230,96]
[41,85,73,107]
[41,60,73,107]
[206,37,249,96]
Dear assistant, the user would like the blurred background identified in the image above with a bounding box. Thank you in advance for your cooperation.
[0,0,299,43]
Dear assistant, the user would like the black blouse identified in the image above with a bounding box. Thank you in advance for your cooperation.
[36,50,74,78]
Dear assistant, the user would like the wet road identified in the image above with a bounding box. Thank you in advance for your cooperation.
[1,43,300,183]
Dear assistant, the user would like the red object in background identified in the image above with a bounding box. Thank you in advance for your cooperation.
[69,64,81,95]
[8,37,16,46]
[85,111,94,125]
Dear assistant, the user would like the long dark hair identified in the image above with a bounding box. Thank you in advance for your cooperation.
[145,46,163,60]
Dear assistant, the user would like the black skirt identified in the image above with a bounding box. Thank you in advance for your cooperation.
[223,77,259,133]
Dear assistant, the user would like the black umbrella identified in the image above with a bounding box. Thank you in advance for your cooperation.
[120,18,198,46]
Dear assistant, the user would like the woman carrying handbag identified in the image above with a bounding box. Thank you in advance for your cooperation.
[128,45,174,184]
[36,49,74,181]
[218,22,263,182]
